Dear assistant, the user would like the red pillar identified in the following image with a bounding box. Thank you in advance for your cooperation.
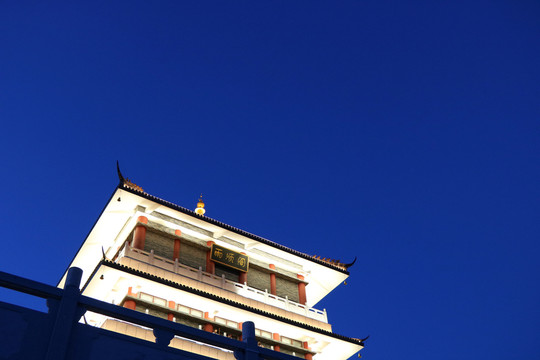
[269,264,277,295]
[239,271,247,284]
[297,274,307,305]
[167,300,176,321]
[203,311,213,332]
[273,333,281,352]
[239,252,248,284]
[124,286,137,309]
[123,300,136,310]
[238,322,243,341]
[206,241,215,274]
[132,216,148,250]
[303,341,312,359]
[173,229,182,260]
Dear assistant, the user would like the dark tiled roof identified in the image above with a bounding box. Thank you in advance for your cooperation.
[99,260,363,346]
[119,183,350,275]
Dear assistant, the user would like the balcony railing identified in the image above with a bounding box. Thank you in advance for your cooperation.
[0,267,303,360]
[119,244,328,323]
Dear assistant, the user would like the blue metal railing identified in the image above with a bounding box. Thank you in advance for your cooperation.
[0,267,303,360]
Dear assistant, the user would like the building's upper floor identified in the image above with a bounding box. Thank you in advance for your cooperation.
[59,179,355,313]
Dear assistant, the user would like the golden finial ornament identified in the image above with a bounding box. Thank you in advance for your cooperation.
[195,194,206,215]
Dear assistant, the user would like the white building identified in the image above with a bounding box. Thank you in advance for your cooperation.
[58,167,364,360]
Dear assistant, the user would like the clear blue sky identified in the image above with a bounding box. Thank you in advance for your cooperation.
[1,1,539,359]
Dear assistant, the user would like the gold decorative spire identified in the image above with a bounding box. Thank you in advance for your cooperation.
[195,194,206,215]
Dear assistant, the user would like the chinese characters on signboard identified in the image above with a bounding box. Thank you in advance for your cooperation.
[210,244,249,272]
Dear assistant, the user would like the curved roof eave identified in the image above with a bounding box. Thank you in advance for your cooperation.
[96,260,363,346]
[119,184,351,275]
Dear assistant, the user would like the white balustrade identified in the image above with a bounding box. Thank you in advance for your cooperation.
[121,244,328,322]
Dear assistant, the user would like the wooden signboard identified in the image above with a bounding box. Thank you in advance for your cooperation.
[210,244,249,272]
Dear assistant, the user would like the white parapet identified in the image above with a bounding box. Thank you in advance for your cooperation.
[119,244,330,326]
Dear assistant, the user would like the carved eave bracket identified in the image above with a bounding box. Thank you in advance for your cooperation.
[311,255,357,271]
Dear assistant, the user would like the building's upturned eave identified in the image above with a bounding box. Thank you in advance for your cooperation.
[119,184,350,275]
[95,259,363,347]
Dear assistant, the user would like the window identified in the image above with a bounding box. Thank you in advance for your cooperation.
[176,304,203,317]
[139,292,167,307]
[140,293,153,302]
[153,297,167,307]
[255,329,272,339]
[227,319,238,328]
[281,336,302,348]
[191,309,203,318]
[215,317,239,328]
[177,305,190,314]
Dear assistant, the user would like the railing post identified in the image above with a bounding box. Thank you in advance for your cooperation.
[153,328,175,347]
[174,258,179,273]
[234,321,260,360]
[45,267,85,360]
[149,249,155,264]
[221,274,226,288]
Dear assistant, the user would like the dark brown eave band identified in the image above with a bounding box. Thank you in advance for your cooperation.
[97,259,363,346]
[118,184,350,275]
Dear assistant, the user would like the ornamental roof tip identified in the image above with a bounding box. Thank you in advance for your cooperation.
[117,161,145,193]
[311,255,357,270]
[353,335,370,346]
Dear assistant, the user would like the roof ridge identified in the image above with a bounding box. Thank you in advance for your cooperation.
[119,184,351,275]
